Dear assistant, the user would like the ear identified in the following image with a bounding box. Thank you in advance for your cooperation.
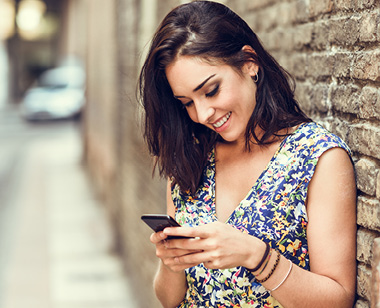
[241,45,259,77]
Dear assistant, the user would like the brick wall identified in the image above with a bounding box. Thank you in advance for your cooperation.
[226,1,380,307]
[79,0,380,306]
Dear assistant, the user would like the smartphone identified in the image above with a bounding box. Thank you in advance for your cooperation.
[141,214,188,239]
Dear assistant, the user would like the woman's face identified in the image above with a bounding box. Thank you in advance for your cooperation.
[165,55,259,145]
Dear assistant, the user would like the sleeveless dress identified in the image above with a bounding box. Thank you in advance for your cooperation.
[171,122,351,308]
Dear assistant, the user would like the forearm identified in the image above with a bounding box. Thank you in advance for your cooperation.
[154,261,188,308]
[256,255,355,308]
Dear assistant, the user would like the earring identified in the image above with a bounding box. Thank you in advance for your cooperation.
[253,71,259,83]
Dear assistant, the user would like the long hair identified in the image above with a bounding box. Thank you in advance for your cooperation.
[138,1,311,194]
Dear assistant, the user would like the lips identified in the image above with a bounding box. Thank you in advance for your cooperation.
[212,112,231,128]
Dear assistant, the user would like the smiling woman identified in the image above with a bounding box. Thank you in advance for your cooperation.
[138,1,356,308]
[165,56,257,140]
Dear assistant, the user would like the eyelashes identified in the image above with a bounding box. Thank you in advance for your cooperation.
[183,101,193,108]
[180,83,220,108]
[206,84,220,98]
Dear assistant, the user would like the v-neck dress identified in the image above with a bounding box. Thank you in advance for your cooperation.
[171,122,351,308]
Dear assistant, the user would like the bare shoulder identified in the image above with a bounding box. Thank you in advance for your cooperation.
[307,146,356,222]
[315,146,354,177]
[308,147,356,203]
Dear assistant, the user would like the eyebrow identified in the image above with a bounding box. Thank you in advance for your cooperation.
[173,74,217,99]
[193,74,216,92]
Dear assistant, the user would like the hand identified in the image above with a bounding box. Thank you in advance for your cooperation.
[162,221,263,270]
[150,230,202,272]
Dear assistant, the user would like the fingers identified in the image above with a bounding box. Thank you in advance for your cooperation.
[150,230,204,252]
[163,224,213,239]
[161,249,205,272]
[157,245,200,258]
[158,245,228,271]
[164,236,204,249]
[162,222,257,270]
[158,246,202,272]
[164,250,224,270]
[150,231,204,271]
[150,222,248,271]
[150,230,167,244]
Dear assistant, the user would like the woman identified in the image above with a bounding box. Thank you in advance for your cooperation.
[138,1,356,307]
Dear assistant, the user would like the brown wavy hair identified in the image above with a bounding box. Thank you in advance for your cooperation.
[138,1,311,194]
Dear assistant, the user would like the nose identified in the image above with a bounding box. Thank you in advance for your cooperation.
[195,102,215,125]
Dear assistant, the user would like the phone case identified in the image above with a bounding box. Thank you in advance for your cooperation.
[141,214,187,239]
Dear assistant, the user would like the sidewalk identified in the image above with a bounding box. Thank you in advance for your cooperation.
[0,126,137,308]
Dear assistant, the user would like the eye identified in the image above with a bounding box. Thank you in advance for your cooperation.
[205,84,220,98]
[175,97,193,108]
[183,100,194,108]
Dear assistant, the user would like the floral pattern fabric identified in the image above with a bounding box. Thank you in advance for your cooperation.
[171,122,351,308]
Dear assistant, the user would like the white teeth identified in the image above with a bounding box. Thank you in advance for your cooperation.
[213,112,231,128]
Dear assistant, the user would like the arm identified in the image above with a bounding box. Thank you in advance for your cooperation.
[163,147,357,308]
[250,147,357,307]
[151,180,188,308]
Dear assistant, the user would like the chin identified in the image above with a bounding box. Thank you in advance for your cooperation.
[217,134,244,145]
[219,136,234,142]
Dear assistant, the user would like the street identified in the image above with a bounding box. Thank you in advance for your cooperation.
[0,105,137,308]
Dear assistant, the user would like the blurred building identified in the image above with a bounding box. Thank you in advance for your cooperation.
[1,0,67,104]
[0,41,8,108]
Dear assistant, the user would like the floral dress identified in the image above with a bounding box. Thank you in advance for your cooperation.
[171,122,351,308]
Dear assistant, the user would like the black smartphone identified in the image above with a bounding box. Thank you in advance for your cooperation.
[141,214,188,239]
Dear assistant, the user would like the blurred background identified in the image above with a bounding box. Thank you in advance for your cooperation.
[0,0,171,307]
[0,0,380,307]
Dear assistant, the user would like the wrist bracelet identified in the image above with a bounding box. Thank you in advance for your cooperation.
[270,259,293,292]
[256,250,280,284]
[258,248,272,276]
[247,242,270,272]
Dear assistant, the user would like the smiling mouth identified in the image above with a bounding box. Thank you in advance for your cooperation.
[212,112,231,128]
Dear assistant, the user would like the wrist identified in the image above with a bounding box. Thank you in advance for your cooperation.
[255,249,280,282]
[245,240,270,273]
[160,260,185,275]
[254,252,293,292]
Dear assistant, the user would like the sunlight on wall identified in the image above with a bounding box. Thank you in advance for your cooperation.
[0,0,15,40]
[16,0,58,41]
[16,0,46,39]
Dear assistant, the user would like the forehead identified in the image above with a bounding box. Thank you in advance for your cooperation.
[166,56,218,77]
[165,56,230,93]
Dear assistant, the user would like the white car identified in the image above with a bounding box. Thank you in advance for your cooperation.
[20,66,85,121]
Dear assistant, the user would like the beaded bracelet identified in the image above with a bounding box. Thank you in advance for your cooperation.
[256,250,280,283]
[269,259,293,292]
[247,242,270,272]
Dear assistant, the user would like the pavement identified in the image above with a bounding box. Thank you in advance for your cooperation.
[0,112,138,308]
